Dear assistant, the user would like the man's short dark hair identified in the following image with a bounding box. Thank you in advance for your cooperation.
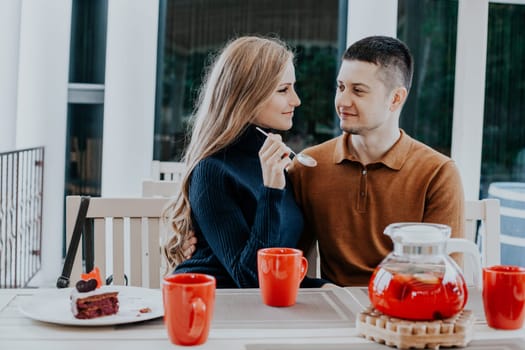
[343,36,413,93]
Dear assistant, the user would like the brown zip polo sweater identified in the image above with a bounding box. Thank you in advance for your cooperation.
[288,129,465,286]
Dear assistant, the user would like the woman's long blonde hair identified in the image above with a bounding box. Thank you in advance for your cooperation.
[163,36,294,271]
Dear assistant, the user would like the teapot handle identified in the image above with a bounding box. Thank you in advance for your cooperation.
[446,238,482,290]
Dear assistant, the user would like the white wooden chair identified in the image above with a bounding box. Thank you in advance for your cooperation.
[151,160,186,181]
[306,242,321,279]
[142,179,179,197]
[463,198,501,267]
[65,196,170,289]
[447,198,501,288]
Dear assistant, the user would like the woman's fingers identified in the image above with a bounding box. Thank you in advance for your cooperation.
[183,245,195,259]
[181,231,198,259]
[258,133,292,189]
[259,134,292,163]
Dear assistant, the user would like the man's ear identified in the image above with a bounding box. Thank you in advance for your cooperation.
[389,87,408,112]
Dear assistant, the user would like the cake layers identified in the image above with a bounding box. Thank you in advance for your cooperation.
[71,287,119,319]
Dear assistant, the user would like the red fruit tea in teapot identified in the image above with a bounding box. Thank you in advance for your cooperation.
[369,265,467,320]
[368,223,470,321]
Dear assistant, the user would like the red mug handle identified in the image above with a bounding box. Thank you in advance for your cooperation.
[299,256,308,281]
[188,297,206,339]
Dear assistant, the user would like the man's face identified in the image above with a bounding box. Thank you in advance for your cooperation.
[335,60,396,136]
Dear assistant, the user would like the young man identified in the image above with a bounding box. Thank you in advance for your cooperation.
[287,35,464,286]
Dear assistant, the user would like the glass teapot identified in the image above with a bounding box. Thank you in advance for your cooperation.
[368,223,472,321]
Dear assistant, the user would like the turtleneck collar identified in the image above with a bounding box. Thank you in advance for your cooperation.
[228,124,270,154]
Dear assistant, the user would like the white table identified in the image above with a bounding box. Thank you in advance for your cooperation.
[1,287,524,349]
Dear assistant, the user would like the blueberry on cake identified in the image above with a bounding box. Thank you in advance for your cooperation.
[71,279,119,319]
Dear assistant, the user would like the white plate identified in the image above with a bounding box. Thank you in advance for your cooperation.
[19,286,163,326]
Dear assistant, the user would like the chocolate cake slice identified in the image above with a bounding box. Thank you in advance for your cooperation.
[70,279,119,319]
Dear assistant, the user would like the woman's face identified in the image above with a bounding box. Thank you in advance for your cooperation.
[253,60,301,131]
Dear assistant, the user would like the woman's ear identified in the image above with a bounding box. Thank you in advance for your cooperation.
[389,87,408,112]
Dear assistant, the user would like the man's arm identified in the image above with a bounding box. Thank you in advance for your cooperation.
[423,160,465,265]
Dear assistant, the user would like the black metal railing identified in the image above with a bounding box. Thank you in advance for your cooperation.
[0,147,44,288]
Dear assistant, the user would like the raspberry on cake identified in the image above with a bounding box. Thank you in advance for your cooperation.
[71,277,119,319]
[81,267,103,288]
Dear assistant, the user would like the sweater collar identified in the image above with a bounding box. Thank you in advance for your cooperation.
[229,124,268,154]
[333,129,412,170]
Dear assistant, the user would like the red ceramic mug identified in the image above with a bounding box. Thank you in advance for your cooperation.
[482,265,525,330]
[162,273,216,345]
[257,247,308,307]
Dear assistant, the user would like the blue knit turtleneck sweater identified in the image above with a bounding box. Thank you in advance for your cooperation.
[174,124,305,288]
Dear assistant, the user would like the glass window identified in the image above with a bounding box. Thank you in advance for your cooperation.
[68,0,108,84]
[63,0,108,256]
[397,0,458,156]
[154,0,344,161]
[65,0,107,197]
[481,2,525,197]
[65,104,104,197]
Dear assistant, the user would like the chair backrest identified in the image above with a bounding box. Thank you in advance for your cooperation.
[305,242,321,279]
[446,198,501,288]
[65,196,170,289]
[142,179,180,197]
[151,160,186,181]
[464,198,501,266]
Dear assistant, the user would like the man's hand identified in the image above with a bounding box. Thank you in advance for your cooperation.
[181,230,197,260]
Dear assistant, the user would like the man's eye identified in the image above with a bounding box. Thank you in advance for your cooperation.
[336,84,345,92]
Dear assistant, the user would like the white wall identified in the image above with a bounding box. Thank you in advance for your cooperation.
[347,0,398,45]
[16,0,72,285]
[101,0,159,197]
[451,0,489,200]
[0,0,21,152]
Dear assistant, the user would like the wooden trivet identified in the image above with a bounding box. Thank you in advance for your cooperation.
[356,306,475,350]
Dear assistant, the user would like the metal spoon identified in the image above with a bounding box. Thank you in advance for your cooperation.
[255,127,318,167]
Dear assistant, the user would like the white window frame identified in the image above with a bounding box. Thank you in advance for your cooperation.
[451,0,489,200]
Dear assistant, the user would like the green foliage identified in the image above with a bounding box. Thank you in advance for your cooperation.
[481,3,525,191]
[397,0,458,156]
[286,44,338,149]
[158,44,339,158]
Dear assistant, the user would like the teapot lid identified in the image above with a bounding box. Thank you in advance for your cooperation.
[384,223,451,255]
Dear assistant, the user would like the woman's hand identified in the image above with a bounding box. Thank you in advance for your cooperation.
[181,230,197,259]
[258,133,292,189]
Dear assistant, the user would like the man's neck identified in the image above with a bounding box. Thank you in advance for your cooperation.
[349,128,401,165]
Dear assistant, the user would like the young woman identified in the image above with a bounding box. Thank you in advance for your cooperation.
[163,36,324,288]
